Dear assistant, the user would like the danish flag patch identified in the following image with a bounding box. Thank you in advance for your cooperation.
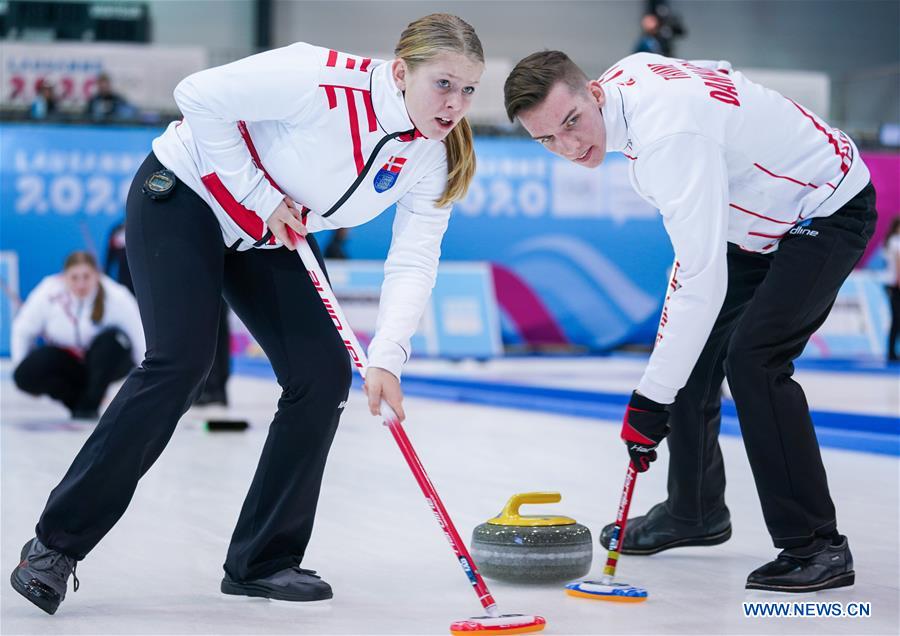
[373,156,406,193]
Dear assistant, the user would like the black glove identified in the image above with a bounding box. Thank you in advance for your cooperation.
[620,391,670,472]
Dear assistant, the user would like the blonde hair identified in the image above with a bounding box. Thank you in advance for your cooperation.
[394,13,483,208]
[64,251,104,324]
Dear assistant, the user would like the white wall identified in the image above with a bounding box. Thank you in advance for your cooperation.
[270,0,899,127]
[6,0,257,64]
[11,0,894,126]
[145,0,255,66]
[272,0,644,78]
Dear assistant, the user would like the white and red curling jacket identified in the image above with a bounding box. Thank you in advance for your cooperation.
[12,275,145,367]
[152,43,453,379]
[599,53,870,404]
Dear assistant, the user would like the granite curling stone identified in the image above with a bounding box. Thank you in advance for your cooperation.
[470,492,592,583]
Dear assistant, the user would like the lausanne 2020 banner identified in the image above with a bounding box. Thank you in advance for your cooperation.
[4,124,896,357]
[0,124,157,294]
[0,125,672,354]
[344,137,672,350]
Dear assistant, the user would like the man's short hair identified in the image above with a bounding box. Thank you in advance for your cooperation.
[504,51,589,122]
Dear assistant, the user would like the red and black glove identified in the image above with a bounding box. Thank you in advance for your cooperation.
[620,391,670,472]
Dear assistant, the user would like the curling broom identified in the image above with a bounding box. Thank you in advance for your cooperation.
[565,462,648,602]
[290,229,546,635]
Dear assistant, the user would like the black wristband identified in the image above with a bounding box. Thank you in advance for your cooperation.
[630,391,668,412]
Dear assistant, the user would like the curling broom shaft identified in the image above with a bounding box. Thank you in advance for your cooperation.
[295,237,499,615]
[601,463,638,584]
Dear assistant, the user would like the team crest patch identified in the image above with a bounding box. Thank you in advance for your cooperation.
[373,156,406,193]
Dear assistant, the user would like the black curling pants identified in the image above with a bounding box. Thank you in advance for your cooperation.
[13,329,134,412]
[36,153,352,581]
[200,301,232,399]
[664,183,876,549]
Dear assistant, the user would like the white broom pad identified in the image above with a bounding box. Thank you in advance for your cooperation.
[570,580,647,595]
[462,614,543,627]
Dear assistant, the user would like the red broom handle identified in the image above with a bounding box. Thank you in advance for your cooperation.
[294,236,499,617]
[601,463,638,582]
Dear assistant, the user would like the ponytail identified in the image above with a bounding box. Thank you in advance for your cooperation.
[91,283,105,324]
[436,117,476,207]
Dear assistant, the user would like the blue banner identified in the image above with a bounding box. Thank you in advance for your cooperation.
[0,123,159,298]
[321,260,501,359]
[337,138,673,350]
[1,126,672,355]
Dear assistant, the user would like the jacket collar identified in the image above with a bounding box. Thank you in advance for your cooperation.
[371,60,422,138]
[602,83,631,154]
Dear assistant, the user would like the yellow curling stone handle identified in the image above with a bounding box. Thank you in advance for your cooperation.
[487,492,576,526]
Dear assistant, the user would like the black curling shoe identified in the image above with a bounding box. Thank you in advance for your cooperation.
[746,534,855,593]
[221,565,333,601]
[599,501,732,555]
[10,538,79,615]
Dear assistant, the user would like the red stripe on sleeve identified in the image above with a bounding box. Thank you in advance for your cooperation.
[237,121,285,193]
[788,99,850,174]
[753,162,818,188]
[360,58,371,72]
[345,57,356,70]
[344,88,364,174]
[323,85,337,109]
[326,49,338,67]
[729,203,794,225]
[362,90,378,132]
[201,173,265,240]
